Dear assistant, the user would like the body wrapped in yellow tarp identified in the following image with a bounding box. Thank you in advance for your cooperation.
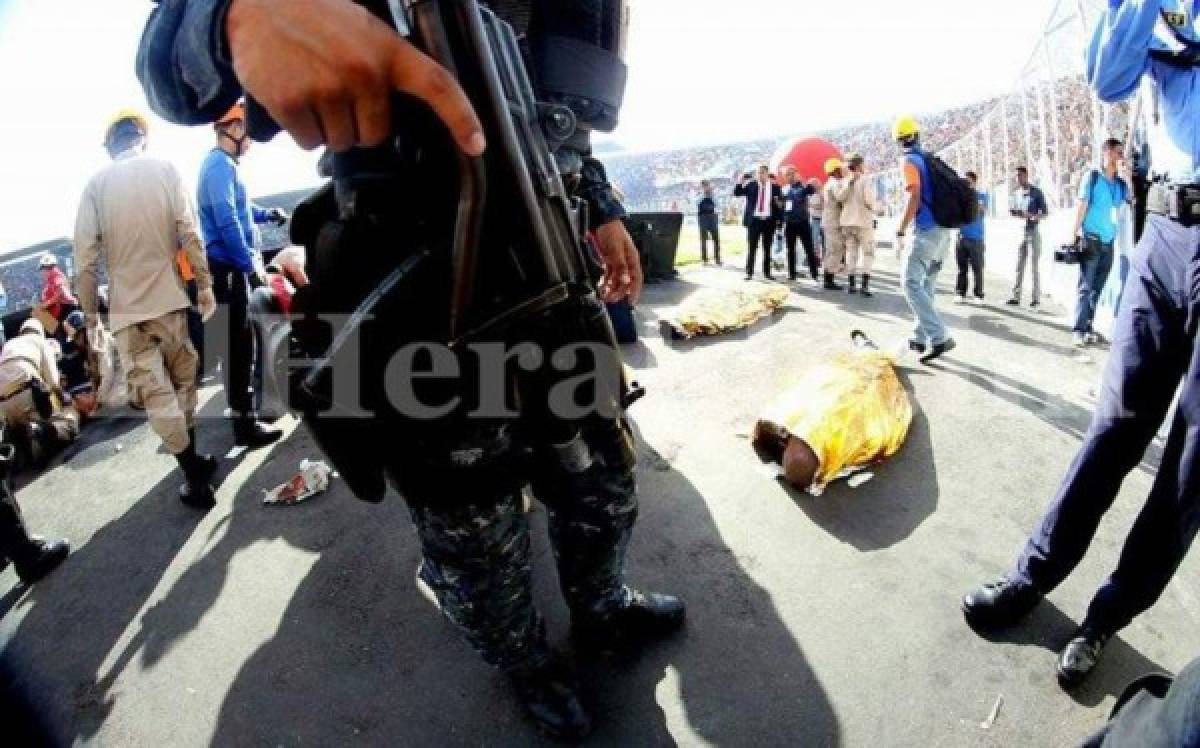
[755,344,912,494]
[666,285,790,339]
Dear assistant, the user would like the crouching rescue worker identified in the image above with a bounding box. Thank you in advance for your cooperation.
[139,0,680,739]
[0,319,80,463]
[74,110,219,509]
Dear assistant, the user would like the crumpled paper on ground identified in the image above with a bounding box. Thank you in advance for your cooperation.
[263,459,334,506]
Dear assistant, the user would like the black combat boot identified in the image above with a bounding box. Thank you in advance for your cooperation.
[860,274,873,298]
[188,428,219,479]
[573,589,686,654]
[823,272,842,291]
[0,452,69,584]
[508,657,592,741]
[175,442,217,510]
[232,414,282,449]
[847,275,858,294]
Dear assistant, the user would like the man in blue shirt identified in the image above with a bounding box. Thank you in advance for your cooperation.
[954,171,989,304]
[1007,166,1048,308]
[1071,138,1130,347]
[964,0,1200,690]
[894,116,956,363]
[197,100,286,449]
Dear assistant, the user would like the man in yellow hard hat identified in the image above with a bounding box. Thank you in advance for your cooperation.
[821,157,849,290]
[197,100,287,449]
[893,115,956,363]
[74,109,220,509]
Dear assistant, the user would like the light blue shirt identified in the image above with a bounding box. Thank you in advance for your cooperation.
[1086,0,1200,182]
[1079,171,1129,243]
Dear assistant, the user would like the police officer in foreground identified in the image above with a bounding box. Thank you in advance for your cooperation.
[963,0,1200,689]
[138,0,680,739]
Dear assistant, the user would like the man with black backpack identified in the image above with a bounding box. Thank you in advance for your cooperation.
[893,115,961,363]
[1070,138,1130,348]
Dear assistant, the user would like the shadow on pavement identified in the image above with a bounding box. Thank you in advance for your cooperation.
[967,314,1077,356]
[0,440,212,742]
[174,430,842,746]
[928,358,1162,475]
[972,597,1172,709]
[784,370,939,551]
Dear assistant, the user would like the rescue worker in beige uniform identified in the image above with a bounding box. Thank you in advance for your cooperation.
[0,318,80,460]
[839,154,883,297]
[821,158,848,290]
[73,110,219,509]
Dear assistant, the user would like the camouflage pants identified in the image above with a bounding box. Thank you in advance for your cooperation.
[408,420,638,671]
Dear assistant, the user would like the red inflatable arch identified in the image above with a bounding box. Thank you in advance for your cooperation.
[769,136,843,185]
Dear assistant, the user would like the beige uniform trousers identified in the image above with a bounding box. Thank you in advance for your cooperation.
[114,310,197,455]
[822,224,846,273]
[841,226,876,275]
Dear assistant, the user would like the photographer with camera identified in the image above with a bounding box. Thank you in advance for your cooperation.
[963,0,1200,690]
[1068,138,1131,348]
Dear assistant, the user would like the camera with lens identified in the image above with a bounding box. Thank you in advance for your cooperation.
[1054,239,1087,265]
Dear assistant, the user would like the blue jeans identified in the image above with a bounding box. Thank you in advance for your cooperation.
[903,227,954,346]
[1073,238,1115,333]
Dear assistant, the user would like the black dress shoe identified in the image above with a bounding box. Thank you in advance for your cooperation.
[1057,626,1110,689]
[573,589,686,653]
[508,659,591,741]
[908,340,927,354]
[962,577,1041,631]
[14,537,70,584]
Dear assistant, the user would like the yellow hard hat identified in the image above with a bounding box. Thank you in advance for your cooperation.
[892,115,920,141]
[824,157,844,176]
[104,108,149,147]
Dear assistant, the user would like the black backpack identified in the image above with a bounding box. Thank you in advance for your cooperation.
[917,150,978,229]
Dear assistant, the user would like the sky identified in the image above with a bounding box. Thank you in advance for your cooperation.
[0,0,1060,251]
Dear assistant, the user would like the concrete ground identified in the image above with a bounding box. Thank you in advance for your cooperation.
[1,226,1195,747]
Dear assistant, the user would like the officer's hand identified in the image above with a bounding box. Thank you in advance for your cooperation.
[594,220,644,303]
[197,288,217,323]
[226,0,486,155]
[267,207,289,226]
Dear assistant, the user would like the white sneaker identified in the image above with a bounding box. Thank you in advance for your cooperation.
[953,296,966,305]
[1073,332,1088,348]
[1085,331,1100,345]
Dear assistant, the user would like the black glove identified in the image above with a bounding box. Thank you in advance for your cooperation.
[267,208,289,227]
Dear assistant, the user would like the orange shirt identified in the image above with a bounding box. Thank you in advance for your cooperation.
[176,247,196,283]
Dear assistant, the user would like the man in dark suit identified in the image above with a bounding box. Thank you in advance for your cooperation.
[697,179,721,265]
[733,165,783,280]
